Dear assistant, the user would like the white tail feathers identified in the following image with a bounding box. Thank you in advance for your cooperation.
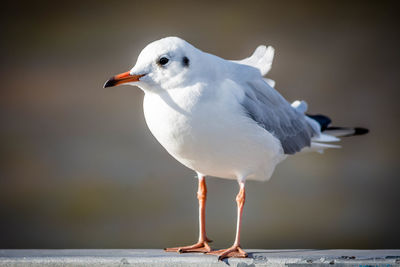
[323,128,358,137]
[312,133,340,142]
[291,100,341,154]
[305,142,342,154]
[293,99,368,153]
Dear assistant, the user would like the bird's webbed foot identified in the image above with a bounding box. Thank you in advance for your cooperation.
[207,245,248,260]
[164,238,212,253]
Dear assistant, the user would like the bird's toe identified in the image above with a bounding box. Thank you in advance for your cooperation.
[207,246,248,260]
[164,241,211,253]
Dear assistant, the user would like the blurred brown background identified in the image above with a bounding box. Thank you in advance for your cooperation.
[0,0,399,249]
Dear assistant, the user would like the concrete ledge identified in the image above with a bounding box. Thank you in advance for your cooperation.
[0,249,399,266]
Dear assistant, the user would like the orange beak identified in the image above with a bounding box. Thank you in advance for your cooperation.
[103,71,145,88]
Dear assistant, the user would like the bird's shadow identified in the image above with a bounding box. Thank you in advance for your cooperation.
[218,249,322,266]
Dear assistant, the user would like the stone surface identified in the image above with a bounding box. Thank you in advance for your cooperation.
[0,249,399,266]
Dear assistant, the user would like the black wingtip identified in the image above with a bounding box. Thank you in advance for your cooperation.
[354,127,369,136]
[103,78,116,88]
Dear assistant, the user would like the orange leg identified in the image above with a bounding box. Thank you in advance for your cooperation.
[207,181,248,260]
[164,175,212,253]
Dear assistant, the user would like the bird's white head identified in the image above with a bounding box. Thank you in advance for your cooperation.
[104,37,202,92]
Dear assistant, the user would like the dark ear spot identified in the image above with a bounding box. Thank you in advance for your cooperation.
[182,56,190,67]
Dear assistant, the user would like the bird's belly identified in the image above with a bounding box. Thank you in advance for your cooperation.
[143,93,285,181]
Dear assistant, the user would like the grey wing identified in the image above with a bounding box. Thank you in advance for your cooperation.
[241,79,316,154]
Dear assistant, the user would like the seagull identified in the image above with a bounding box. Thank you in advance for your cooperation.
[104,36,368,260]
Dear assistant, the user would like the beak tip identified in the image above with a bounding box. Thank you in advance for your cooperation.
[103,78,116,88]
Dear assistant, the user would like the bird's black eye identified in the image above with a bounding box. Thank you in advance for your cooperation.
[158,57,169,66]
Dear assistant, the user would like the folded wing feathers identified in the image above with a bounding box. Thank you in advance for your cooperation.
[235,45,275,76]
[263,78,276,88]
[242,80,316,155]
[237,45,358,154]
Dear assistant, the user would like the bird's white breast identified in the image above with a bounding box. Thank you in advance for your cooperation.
[143,82,285,181]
